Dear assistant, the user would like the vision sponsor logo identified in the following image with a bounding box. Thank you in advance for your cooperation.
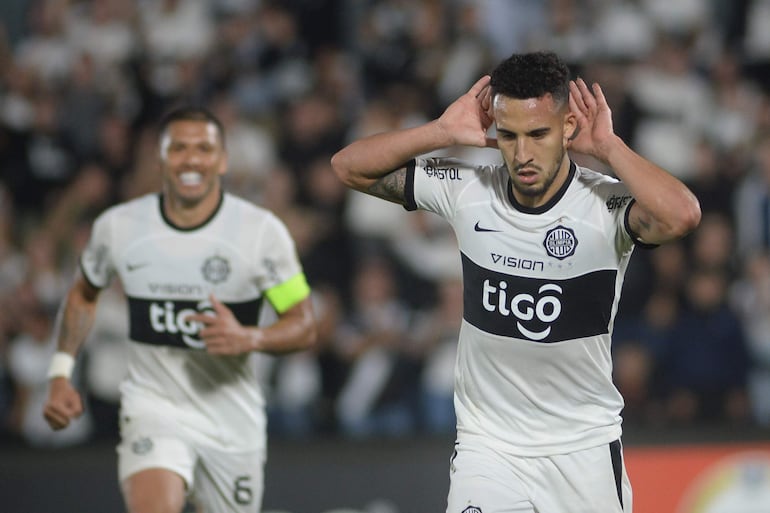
[148,282,204,296]
[543,225,577,260]
[606,194,632,211]
[491,252,544,272]
[424,165,462,180]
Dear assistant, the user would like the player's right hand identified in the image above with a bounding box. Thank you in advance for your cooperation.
[43,378,84,430]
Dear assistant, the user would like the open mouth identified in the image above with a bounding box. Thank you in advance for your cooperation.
[179,171,203,186]
[516,169,538,184]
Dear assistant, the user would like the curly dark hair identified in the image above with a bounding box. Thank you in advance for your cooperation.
[489,51,571,108]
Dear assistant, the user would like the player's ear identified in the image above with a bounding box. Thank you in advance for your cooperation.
[564,111,578,142]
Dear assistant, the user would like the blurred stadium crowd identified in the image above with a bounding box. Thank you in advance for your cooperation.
[1,0,770,448]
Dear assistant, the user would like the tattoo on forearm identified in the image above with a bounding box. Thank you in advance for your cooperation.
[367,169,407,205]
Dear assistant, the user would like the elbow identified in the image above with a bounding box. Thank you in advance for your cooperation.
[677,195,702,237]
[330,150,368,191]
[330,151,354,187]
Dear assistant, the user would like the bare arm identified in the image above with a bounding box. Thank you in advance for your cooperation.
[568,79,701,244]
[43,271,101,430]
[188,294,317,356]
[55,272,101,354]
[331,75,497,204]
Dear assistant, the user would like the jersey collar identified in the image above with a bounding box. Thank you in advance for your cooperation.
[158,191,225,231]
[507,160,576,214]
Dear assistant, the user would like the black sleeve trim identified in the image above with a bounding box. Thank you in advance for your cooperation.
[403,159,418,211]
[79,260,105,290]
[624,198,659,249]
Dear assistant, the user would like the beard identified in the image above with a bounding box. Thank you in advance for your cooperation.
[510,147,567,198]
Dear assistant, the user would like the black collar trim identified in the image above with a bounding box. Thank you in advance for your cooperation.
[507,161,576,214]
[159,191,224,231]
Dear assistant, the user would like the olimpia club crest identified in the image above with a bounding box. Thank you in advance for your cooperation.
[543,225,577,260]
[201,255,231,284]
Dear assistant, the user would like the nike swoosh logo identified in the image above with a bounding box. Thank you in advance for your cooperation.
[126,262,150,272]
[474,221,502,233]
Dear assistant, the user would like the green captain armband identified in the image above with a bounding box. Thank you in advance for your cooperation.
[265,272,311,313]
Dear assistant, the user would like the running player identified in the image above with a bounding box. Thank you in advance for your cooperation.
[43,106,317,513]
[331,51,700,512]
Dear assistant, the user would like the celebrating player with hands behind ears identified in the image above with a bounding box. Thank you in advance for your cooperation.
[332,51,700,513]
[43,106,316,513]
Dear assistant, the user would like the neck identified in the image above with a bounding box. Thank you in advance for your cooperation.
[163,188,222,229]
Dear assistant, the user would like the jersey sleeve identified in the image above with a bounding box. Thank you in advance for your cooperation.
[405,156,481,221]
[256,214,311,314]
[599,180,651,255]
[80,210,116,289]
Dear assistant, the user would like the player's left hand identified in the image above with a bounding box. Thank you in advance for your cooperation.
[567,78,617,162]
[186,294,256,355]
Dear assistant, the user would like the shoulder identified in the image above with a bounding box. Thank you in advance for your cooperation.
[223,192,274,220]
[416,156,492,179]
[574,165,630,204]
[95,193,158,224]
[222,192,287,232]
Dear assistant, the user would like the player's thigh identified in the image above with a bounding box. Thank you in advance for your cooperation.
[191,446,266,513]
[537,440,631,513]
[446,443,532,513]
[122,467,188,513]
[117,435,196,513]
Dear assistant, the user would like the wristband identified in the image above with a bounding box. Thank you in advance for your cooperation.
[47,352,75,379]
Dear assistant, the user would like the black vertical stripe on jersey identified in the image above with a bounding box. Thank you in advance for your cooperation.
[461,253,616,343]
[127,296,262,349]
[609,439,624,509]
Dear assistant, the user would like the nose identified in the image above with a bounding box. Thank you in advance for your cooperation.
[514,138,533,167]
[182,148,202,165]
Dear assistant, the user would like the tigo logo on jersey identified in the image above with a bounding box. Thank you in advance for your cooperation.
[149,299,215,349]
[543,225,577,260]
[483,281,562,341]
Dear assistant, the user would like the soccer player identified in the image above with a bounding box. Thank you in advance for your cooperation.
[331,51,700,512]
[43,106,317,513]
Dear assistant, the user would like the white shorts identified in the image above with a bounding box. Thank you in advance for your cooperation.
[117,412,265,513]
[446,439,632,513]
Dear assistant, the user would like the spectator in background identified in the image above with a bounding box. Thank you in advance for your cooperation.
[12,0,74,88]
[335,256,418,437]
[627,30,712,182]
[661,268,750,424]
[734,130,770,260]
[731,251,770,426]
[412,277,463,434]
[2,91,80,219]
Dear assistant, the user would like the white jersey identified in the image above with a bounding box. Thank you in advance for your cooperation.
[407,157,641,456]
[80,192,308,451]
